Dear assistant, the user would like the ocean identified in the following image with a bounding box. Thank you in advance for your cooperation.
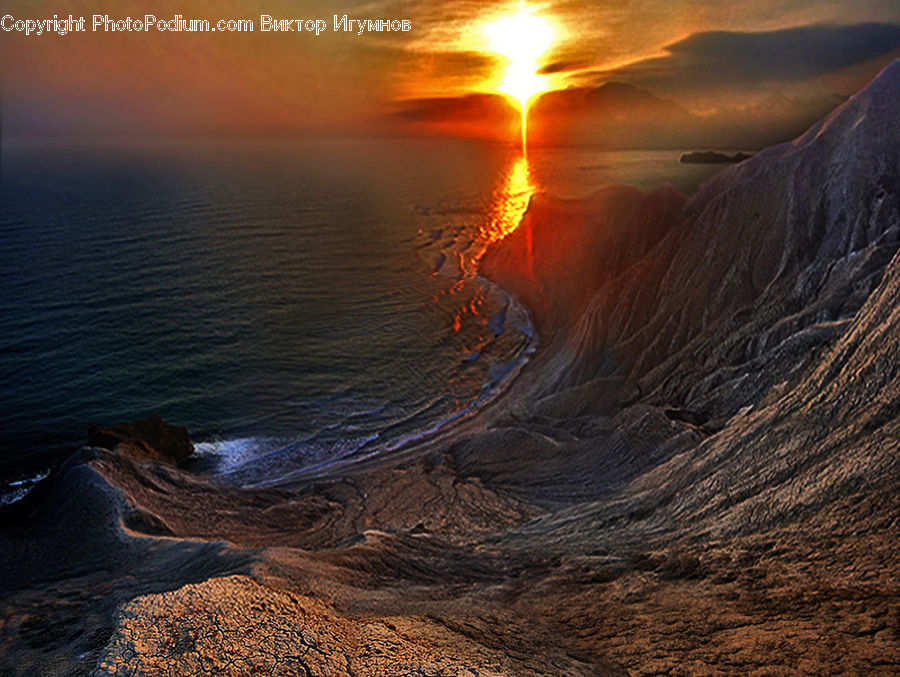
[0,137,723,498]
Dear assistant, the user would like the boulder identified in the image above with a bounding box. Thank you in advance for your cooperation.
[87,414,193,465]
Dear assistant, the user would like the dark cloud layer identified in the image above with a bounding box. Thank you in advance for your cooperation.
[391,93,511,122]
[537,59,593,75]
[592,22,900,92]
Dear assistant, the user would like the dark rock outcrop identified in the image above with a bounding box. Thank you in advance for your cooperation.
[87,414,194,465]
[680,150,753,163]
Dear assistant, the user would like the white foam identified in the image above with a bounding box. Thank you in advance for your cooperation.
[0,468,50,507]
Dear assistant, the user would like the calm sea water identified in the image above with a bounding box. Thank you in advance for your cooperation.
[0,138,722,497]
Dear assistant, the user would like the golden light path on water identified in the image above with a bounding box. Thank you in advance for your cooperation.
[441,4,551,345]
[451,155,533,286]
[473,3,553,262]
[483,155,534,244]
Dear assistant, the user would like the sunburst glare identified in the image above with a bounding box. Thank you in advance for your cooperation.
[485,6,555,150]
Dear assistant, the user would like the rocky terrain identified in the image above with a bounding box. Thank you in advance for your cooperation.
[1,61,899,676]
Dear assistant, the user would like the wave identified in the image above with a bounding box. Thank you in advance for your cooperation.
[0,468,51,508]
[193,279,537,488]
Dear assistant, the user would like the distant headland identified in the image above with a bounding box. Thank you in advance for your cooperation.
[680,150,754,164]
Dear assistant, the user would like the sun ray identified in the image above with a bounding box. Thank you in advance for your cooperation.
[485,5,555,151]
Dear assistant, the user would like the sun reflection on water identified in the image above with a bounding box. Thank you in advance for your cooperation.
[431,152,536,343]
[482,154,534,245]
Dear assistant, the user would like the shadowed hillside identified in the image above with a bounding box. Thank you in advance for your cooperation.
[489,59,899,427]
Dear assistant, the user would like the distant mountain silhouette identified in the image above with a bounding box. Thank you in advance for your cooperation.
[387,81,847,150]
[528,82,697,148]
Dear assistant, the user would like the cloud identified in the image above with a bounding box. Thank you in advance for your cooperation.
[590,22,900,93]
[537,59,593,75]
[390,93,512,122]
[381,93,519,140]
[419,50,498,81]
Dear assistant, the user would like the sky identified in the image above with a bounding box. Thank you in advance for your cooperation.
[1,0,899,139]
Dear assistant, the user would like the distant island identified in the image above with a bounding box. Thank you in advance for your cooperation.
[680,150,754,164]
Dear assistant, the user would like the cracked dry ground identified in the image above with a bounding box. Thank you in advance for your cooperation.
[90,526,900,676]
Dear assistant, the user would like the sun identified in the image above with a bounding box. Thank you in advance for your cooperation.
[485,7,555,148]
[486,11,554,107]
